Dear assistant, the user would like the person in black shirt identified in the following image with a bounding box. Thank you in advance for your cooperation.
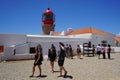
[58,42,67,77]
[48,44,57,73]
[30,44,43,77]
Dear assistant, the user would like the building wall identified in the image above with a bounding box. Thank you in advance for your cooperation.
[0,33,116,60]
[68,33,92,39]
[0,34,27,47]
[27,35,89,55]
[91,34,115,46]
[68,33,115,46]
[0,34,28,60]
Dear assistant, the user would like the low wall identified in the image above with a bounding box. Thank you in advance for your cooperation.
[111,47,120,53]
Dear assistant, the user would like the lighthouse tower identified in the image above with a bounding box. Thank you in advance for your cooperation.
[42,8,55,35]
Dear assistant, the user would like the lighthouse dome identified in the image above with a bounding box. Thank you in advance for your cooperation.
[42,8,55,24]
[44,8,53,14]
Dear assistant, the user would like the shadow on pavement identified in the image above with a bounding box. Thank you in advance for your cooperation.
[36,75,47,78]
[63,75,73,79]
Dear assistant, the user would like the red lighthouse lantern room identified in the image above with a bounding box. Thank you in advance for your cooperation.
[42,8,55,24]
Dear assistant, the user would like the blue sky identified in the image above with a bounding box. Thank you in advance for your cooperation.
[0,0,120,35]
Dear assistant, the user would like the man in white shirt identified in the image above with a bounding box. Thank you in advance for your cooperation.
[96,44,101,59]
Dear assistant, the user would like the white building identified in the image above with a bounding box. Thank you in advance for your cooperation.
[0,27,118,61]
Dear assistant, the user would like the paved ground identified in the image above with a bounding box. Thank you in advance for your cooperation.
[0,53,120,80]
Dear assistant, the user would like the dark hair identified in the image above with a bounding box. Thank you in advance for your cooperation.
[77,45,80,47]
[108,44,111,47]
[59,42,64,47]
[36,44,42,53]
[51,44,56,50]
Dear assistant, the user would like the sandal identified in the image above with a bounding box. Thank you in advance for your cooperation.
[29,75,33,77]
[57,75,62,78]
[37,74,41,77]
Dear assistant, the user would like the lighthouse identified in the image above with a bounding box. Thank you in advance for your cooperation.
[42,8,55,35]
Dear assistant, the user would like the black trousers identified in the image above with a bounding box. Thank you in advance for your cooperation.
[107,52,111,59]
[102,52,106,59]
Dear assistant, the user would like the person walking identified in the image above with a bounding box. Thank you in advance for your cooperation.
[30,44,43,77]
[69,44,73,59]
[96,44,101,59]
[65,44,69,58]
[48,44,57,73]
[76,45,81,59]
[101,45,106,59]
[58,42,67,77]
[92,45,96,56]
[107,44,111,59]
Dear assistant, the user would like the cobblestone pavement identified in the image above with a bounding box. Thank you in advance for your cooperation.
[0,53,120,80]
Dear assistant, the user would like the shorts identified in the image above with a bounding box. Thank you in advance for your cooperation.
[97,51,101,55]
[58,59,65,66]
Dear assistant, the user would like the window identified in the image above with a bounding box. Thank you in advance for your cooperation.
[29,47,35,54]
[45,14,53,20]
[101,40,107,46]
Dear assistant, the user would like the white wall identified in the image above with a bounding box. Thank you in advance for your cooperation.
[2,46,34,61]
[27,36,89,55]
[15,43,29,54]
[3,47,14,60]
[0,33,116,61]
[111,47,120,53]
[0,34,27,47]
[91,34,115,46]
[68,33,92,39]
